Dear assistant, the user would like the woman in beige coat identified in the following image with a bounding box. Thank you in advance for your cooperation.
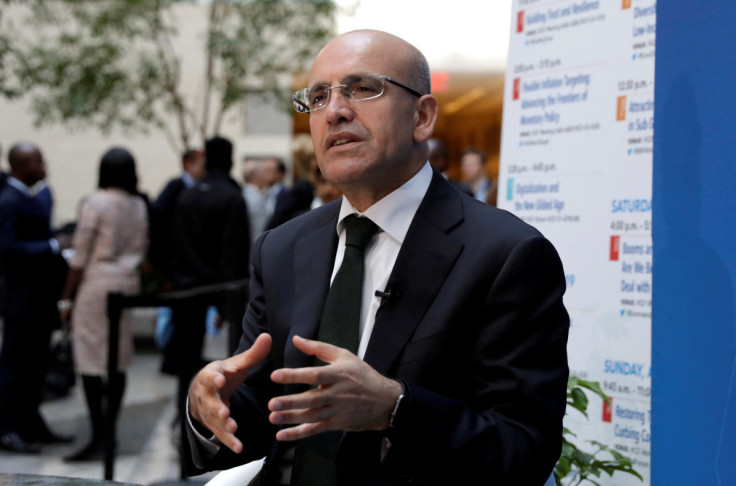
[58,147,148,461]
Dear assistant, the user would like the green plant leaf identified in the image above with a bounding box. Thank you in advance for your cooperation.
[557,376,643,485]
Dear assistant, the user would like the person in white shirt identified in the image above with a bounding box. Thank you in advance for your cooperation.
[241,158,270,239]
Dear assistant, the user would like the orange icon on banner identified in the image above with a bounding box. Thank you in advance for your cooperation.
[616,96,627,121]
[622,0,632,9]
[517,10,524,33]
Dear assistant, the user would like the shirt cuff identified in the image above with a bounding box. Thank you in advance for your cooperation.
[49,238,60,254]
[185,396,222,457]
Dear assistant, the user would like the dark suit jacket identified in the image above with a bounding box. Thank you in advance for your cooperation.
[171,171,250,289]
[185,170,569,485]
[0,183,63,320]
[446,177,474,198]
[265,180,315,231]
[0,183,66,435]
[150,176,188,280]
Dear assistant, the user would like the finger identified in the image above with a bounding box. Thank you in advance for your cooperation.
[275,421,328,442]
[219,432,243,454]
[268,385,334,412]
[204,417,243,454]
[270,365,334,387]
[269,403,334,426]
[189,393,243,452]
[228,333,272,371]
[195,363,228,389]
[292,335,344,364]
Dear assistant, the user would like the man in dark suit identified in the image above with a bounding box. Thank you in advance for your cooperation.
[0,141,7,318]
[0,142,73,453]
[162,137,251,426]
[264,157,316,231]
[150,148,206,280]
[184,30,568,485]
[427,138,474,198]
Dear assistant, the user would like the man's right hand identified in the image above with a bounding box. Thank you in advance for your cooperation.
[188,333,272,453]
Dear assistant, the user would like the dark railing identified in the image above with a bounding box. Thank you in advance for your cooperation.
[104,279,249,481]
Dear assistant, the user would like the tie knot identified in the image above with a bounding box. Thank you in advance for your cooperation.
[343,214,379,252]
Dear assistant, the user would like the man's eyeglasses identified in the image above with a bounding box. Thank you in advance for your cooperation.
[290,73,423,114]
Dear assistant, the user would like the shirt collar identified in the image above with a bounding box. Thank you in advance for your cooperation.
[7,176,33,197]
[182,172,196,188]
[337,162,432,244]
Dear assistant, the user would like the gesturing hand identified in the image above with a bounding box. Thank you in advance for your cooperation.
[188,333,272,453]
[268,335,402,442]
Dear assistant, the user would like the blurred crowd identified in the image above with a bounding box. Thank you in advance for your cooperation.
[0,135,496,458]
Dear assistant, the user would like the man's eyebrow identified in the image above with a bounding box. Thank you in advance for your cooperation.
[308,73,373,91]
[308,81,330,92]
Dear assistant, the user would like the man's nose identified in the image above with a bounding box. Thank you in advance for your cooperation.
[324,87,354,122]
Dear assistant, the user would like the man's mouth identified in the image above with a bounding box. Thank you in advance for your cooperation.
[326,131,362,150]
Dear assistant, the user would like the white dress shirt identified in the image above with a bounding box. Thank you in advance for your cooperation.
[333,162,432,358]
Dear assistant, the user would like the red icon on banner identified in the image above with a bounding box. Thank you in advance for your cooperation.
[513,78,521,100]
[517,11,524,33]
[602,397,613,423]
[610,236,620,261]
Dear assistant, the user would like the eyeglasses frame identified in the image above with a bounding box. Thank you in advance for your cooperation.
[291,74,424,114]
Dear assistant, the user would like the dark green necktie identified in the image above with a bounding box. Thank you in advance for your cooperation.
[292,214,380,486]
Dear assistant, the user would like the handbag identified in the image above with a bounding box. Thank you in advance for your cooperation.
[45,320,76,398]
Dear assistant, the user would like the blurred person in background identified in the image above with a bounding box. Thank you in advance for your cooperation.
[309,157,341,209]
[150,148,206,282]
[460,146,493,203]
[0,141,6,319]
[263,157,286,225]
[265,153,315,230]
[0,142,72,453]
[241,158,270,239]
[58,147,149,461]
[0,142,7,193]
[162,136,250,430]
[428,138,473,197]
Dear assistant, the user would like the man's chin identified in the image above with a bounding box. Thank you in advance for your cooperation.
[321,160,372,186]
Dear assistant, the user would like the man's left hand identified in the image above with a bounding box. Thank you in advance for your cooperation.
[268,335,402,441]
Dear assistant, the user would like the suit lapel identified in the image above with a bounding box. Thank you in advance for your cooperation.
[285,206,340,369]
[363,172,465,376]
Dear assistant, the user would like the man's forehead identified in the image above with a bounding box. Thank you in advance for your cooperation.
[308,32,401,85]
[308,59,385,86]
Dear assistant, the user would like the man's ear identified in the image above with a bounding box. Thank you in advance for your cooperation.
[413,95,439,143]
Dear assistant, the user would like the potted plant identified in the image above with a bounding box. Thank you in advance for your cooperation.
[555,376,644,486]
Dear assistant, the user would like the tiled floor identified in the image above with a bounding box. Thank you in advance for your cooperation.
[0,332,228,485]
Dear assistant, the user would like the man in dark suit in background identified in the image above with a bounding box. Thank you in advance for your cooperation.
[162,136,251,427]
[264,157,315,231]
[184,30,569,485]
[0,142,8,193]
[150,148,206,281]
[427,138,474,198]
[0,142,73,453]
[0,141,7,319]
